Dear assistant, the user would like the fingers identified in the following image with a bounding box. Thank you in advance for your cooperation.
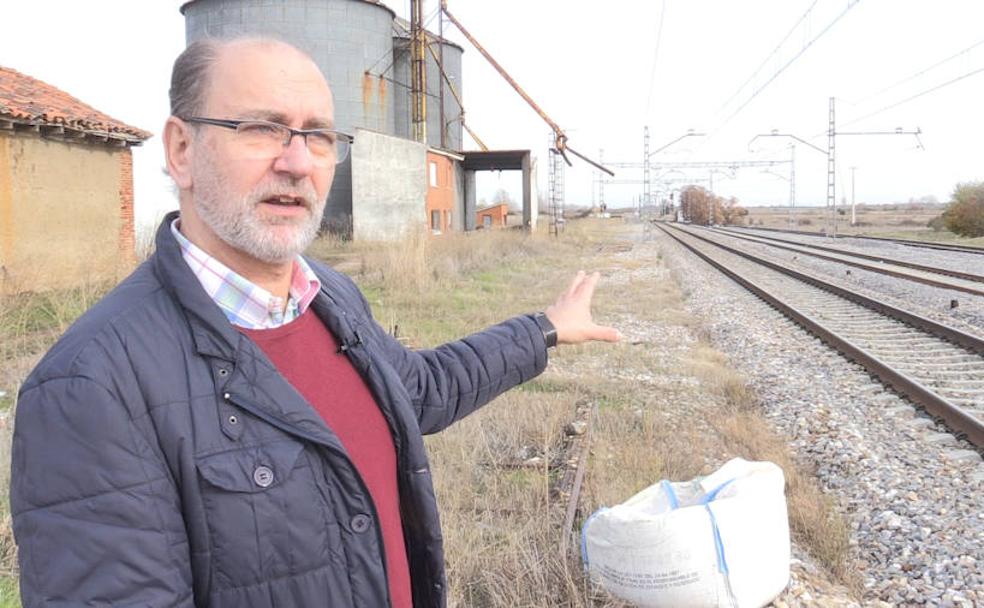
[574,271,601,302]
[591,324,621,343]
[565,270,586,298]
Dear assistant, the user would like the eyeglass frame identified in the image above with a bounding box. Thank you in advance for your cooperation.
[179,116,355,165]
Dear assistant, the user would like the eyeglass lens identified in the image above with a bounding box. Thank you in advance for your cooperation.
[235,122,350,165]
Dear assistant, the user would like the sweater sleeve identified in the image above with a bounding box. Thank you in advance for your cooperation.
[10,376,195,607]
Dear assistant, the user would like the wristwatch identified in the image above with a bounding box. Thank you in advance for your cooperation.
[532,312,558,349]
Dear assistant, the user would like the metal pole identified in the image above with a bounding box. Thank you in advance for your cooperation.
[410,0,427,143]
[643,126,651,215]
[438,6,446,148]
[851,166,857,226]
[789,143,796,229]
[827,97,836,237]
[598,149,605,210]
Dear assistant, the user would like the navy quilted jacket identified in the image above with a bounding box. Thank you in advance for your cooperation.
[10,211,548,607]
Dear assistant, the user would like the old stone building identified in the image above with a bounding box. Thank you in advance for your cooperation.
[0,66,150,294]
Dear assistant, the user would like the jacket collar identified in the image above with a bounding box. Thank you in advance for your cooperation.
[152,210,244,360]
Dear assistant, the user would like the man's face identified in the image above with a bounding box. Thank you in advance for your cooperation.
[186,42,336,265]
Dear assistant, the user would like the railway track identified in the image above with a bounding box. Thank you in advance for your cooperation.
[735,224,984,256]
[657,222,984,448]
[708,226,984,296]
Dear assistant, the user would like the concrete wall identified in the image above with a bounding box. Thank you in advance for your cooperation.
[351,128,426,241]
[0,133,133,293]
[451,161,465,231]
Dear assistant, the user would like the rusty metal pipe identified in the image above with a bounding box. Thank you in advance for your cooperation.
[440,1,613,175]
[441,2,563,135]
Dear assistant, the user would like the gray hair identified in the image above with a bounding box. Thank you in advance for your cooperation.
[169,36,315,118]
[169,39,223,118]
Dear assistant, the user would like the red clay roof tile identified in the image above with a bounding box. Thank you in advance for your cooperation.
[0,65,151,142]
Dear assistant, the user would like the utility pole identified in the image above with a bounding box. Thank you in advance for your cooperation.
[643,126,651,215]
[827,97,836,236]
[751,103,919,238]
[410,0,427,143]
[789,144,796,229]
[851,166,857,226]
[598,149,606,210]
[548,131,565,236]
[438,4,446,148]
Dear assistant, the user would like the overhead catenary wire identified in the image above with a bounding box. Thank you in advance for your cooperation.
[854,35,984,105]
[718,0,820,112]
[643,0,667,121]
[709,0,861,140]
[840,64,984,129]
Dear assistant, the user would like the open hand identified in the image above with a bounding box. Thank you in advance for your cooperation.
[544,271,621,345]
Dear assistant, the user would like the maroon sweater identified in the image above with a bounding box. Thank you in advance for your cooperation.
[241,309,412,608]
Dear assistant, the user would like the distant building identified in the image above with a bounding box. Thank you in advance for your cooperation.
[476,203,509,229]
[0,66,150,294]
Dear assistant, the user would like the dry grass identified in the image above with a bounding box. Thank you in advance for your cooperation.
[743,204,984,248]
[0,218,858,605]
[681,344,858,593]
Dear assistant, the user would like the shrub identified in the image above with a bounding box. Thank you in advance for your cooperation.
[942,182,984,237]
[927,214,947,232]
[798,218,813,226]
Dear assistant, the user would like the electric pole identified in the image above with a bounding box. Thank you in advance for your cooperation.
[851,166,857,226]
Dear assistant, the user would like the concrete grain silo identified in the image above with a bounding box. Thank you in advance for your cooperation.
[180,0,400,234]
[391,21,464,150]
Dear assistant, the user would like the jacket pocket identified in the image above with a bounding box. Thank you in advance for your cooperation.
[196,440,344,591]
[197,441,304,493]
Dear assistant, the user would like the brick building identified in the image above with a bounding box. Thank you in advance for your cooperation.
[0,66,151,294]
[425,150,459,235]
[476,202,509,229]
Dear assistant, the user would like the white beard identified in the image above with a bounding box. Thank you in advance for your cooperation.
[191,153,326,264]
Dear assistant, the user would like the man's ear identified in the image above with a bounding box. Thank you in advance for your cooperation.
[163,116,194,190]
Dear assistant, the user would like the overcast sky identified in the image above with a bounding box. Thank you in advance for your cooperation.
[2,1,982,237]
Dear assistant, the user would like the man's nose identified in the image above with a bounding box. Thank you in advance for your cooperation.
[272,133,315,177]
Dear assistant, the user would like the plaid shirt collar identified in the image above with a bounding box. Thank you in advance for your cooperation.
[170,219,321,329]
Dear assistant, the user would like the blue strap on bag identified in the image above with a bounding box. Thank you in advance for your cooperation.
[701,478,736,576]
[580,507,609,573]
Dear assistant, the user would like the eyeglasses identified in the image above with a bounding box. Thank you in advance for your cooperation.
[181,117,354,165]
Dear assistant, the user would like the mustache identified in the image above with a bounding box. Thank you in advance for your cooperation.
[249,181,320,209]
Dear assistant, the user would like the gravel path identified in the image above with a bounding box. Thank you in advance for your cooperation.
[653,228,984,607]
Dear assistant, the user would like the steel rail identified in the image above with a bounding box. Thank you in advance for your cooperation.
[658,223,984,448]
[737,225,984,255]
[558,401,598,563]
[714,226,984,284]
[705,227,984,296]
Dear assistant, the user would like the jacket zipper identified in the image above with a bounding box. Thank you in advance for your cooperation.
[222,390,393,608]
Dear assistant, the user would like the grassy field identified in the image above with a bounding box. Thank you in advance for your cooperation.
[0,218,857,605]
[742,203,984,247]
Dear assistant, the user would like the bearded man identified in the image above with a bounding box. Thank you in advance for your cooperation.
[10,37,618,607]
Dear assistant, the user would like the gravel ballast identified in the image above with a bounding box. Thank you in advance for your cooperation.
[654,228,984,607]
[702,227,984,340]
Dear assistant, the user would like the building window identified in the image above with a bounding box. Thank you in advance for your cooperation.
[431,210,441,234]
[429,162,438,187]
[483,215,492,228]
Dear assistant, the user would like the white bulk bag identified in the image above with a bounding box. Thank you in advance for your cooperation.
[581,458,790,608]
